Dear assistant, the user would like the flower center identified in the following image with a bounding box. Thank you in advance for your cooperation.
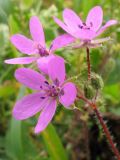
[78,22,93,30]
[34,42,49,57]
[37,44,49,57]
[40,80,64,99]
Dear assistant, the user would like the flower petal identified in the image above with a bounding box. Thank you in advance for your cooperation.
[86,6,103,31]
[15,68,46,90]
[10,34,35,55]
[48,56,65,85]
[74,29,96,40]
[34,99,57,133]
[53,17,71,34]
[50,34,75,52]
[29,16,45,47]
[96,20,117,37]
[37,55,55,74]
[59,82,77,108]
[63,8,83,31]
[13,92,48,120]
[4,57,37,64]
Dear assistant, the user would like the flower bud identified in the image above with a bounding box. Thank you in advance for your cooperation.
[91,73,104,90]
[84,83,94,99]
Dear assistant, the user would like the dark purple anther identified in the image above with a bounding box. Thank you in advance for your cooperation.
[82,22,86,26]
[40,97,46,99]
[44,81,49,85]
[49,44,53,50]
[40,86,43,89]
[78,24,83,29]
[54,79,59,86]
[60,89,64,96]
[90,22,93,27]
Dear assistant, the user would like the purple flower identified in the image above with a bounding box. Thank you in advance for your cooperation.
[13,57,77,133]
[54,6,117,48]
[5,16,74,74]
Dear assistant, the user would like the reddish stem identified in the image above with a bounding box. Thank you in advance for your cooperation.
[86,47,91,80]
[94,107,120,160]
[77,95,120,160]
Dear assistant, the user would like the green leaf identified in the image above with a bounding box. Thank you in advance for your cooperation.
[5,86,26,160]
[42,123,68,160]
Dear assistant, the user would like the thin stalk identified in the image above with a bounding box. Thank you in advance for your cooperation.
[94,107,120,160]
[86,47,91,80]
[77,95,120,160]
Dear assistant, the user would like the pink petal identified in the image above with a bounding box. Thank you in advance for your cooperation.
[48,56,65,85]
[86,6,103,31]
[4,57,37,64]
[53,17,71,34]
[74,29,96,40]
[50,34,75,52]
[37,54,55,74]
[13,92,48,120]
[10,34,35,55]
[15,68,46,90]
[59,82,77,108]
[96,20,117,37]
[29,16,45,47]
[63,8,83,32]
[34,99,57,133]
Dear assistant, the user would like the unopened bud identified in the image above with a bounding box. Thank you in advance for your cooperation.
[84,83,94,99]
[91,73,104,90]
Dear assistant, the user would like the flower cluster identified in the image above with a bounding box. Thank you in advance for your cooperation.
[5,6,117,134]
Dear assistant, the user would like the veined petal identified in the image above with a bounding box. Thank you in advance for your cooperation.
[10,34,35,55]
[63,8,83,31]
[29,16,45,47]
[15,68,46,90]
[53,17,71,34]
[96,20,117,37]
[50,34,75,52]
[74,29,96,40]
[48,56,65,85]
[86,6,103,31]
[34,99,57,133]
[13,92,48,120]
[59,82,77,108]
[4,57,37,64]
[37,55,55,74]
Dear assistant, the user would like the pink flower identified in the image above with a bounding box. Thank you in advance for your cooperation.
[5,16,74,74]
[54,6,117,48]
[13,57,77,133]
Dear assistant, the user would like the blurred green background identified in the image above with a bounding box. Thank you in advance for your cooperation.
[0,0,120,160]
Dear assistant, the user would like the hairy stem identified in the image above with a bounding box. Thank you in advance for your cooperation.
[94,107,120,160]
[77,95,120,160]
[86,47,91,80]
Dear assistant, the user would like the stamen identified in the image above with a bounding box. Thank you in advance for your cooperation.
[40,86,43,89]
[60,89,64,96]
[82,22,86,26]
[78,24,83,29]
[40,97,46,99]
[54,78,59,86]
[90,22,93,27]
[44,81,49,85]
[49,44,53,50]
